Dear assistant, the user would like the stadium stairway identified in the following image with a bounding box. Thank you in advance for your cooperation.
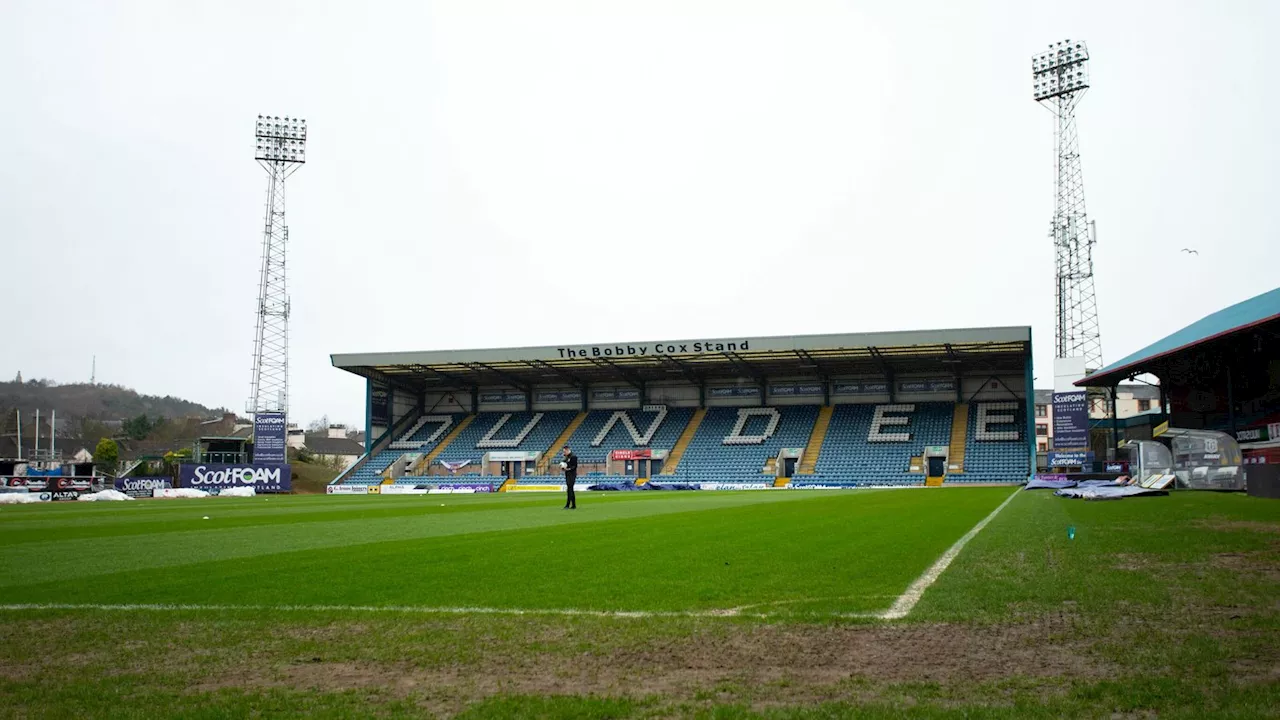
[660,408,706,475]
[796,405,833,475]
[947,404,969,476]
[331,410,425,485]
[536,411,589,475]
[409,414,476,475]
[498,478,518,492]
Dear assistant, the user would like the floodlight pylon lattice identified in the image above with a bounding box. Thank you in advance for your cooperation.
[247,115,306,417]
[1033,40,1103,371]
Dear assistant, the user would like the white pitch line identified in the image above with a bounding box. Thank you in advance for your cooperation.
[0,602,882,620]
[0,602,749,619]
[878,487,1021,620]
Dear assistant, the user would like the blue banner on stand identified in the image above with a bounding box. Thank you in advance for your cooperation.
[253,413,288,464]
[1052,391,1089,448]
[180,464,291,493]
[1047,451,1094,467]
[370,384,390,425]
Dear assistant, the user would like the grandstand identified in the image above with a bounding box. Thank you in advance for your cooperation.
[330,327,1034,489]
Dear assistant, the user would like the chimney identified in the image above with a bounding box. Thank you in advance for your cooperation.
[328,424,346,439]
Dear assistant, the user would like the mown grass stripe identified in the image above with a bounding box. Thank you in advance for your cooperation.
[0,491,840,589]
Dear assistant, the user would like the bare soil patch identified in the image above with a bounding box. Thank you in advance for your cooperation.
[1194,519,1280,535]
[183,617,1107,715]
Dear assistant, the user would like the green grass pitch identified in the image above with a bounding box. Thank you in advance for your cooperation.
[1,487,1278,718]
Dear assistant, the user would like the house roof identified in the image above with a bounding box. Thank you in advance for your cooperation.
[1079,285,1280,387]
[304,435,366,457]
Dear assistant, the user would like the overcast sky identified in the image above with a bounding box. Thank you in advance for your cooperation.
[2,0,1277,428]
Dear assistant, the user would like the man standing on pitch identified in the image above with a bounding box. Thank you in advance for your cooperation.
[559,445,578,510]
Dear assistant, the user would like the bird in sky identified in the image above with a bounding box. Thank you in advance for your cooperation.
[1181,248,1199,255]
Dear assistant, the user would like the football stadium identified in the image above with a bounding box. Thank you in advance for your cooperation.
[3,9,1280,717]
[3,313,1278,717]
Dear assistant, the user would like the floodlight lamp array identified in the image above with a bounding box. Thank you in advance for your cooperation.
[1032,40,1090,101]
[254,115,307,163]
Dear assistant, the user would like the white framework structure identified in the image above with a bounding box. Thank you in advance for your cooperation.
[1033,40,1103,371]
[247,115,306,416]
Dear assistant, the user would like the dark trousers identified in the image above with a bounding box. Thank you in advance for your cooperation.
[564,475,576,507]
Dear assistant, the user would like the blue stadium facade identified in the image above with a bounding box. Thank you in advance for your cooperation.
[330,327,1035,490]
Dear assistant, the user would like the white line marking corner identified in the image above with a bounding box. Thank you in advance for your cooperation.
[879,487,1020,620]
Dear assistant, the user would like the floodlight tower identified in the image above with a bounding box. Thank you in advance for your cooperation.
[1033,40,1103,371]
[247,115,306,417]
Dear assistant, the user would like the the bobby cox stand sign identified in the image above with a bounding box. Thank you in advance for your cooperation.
[180,463,291,493]
[253,412,288,464]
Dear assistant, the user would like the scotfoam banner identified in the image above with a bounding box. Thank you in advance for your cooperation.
[769,384,825,397]
[253,413,288,464]
[479,391,526,404]
[535,390,582,404]
[592,389,641,402]
[179,463,291,493]
[1052,391,1089,448]
[114,477,173,499]
[708,386,761,398]
[1047,451,1093,468]
[833,382,889,396]
[370,383,390,425]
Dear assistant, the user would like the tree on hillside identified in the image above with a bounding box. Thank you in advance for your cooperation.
[77,418,114,447]
[307,416,329,433]
[95,438,120,475]
[123,414,154,441]
[13,372,20,384]
[0,379,223,422]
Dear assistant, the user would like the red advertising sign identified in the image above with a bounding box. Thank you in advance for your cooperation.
[611,449,652,460]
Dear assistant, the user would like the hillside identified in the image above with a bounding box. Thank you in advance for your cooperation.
[0,380,225,422]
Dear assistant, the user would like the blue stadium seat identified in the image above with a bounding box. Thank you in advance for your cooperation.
[562,407,695,463]
[339,401,1030,488]
[947,402,1029,483]
[432,411,579,473]
[665,406,818,483]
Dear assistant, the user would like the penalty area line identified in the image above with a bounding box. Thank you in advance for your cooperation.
[879,487,1021,621]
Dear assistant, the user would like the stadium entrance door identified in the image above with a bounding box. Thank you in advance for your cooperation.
[927,456,946,477]
[498,460,534,479]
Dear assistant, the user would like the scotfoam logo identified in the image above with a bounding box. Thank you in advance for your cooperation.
[122,478,168,491]
[1056,392,1086,403]
[190,465,282,485]
[257,416,285,425]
